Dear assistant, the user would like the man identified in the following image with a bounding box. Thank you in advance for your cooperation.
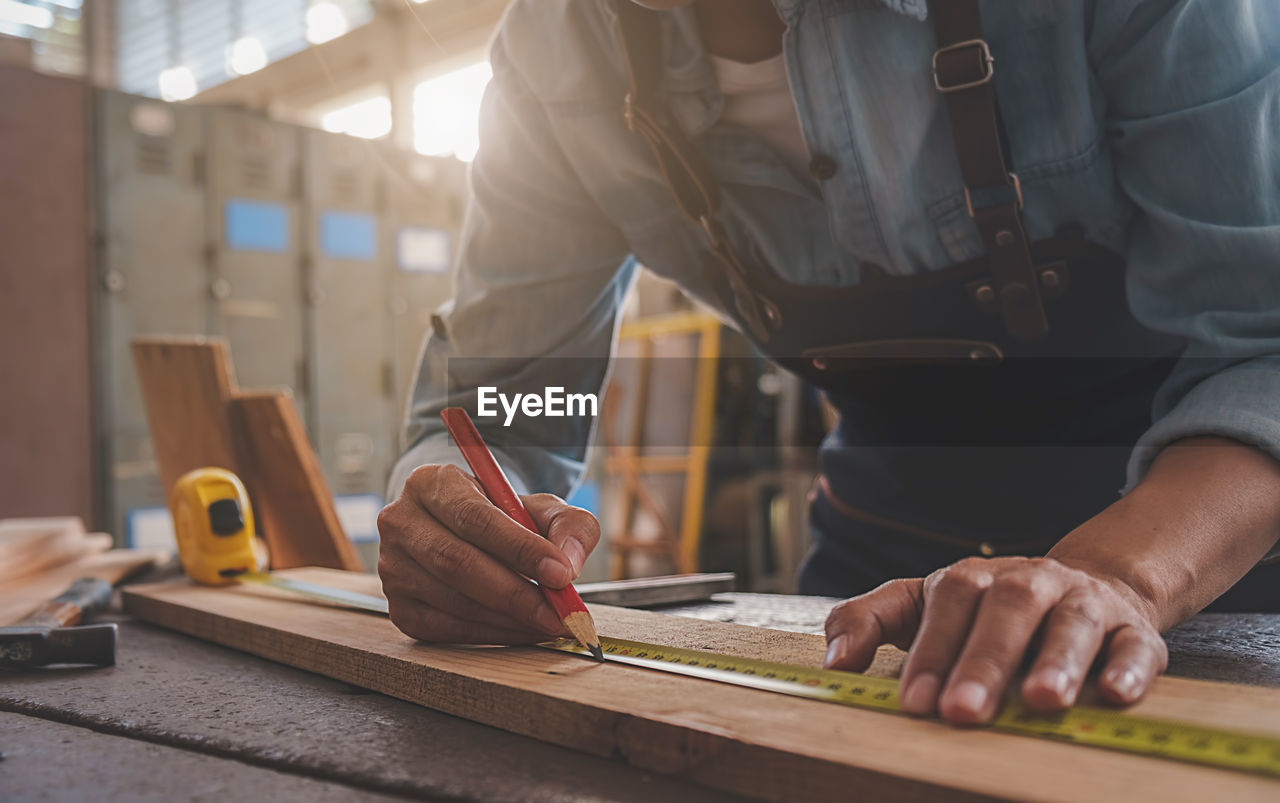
[377,0,1280,725]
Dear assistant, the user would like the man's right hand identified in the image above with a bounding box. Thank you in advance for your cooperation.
[376,464,601,644]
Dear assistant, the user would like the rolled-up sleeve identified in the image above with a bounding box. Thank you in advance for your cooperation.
[1087,0,1280,488]
[388,21,633,501]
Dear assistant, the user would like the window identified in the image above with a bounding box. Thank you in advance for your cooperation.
[114,0,373,99]
[0,0,84,76]
[321,95,392,140]
[412,61,492,163]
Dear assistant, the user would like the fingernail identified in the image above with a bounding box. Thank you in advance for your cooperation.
[1108,668,1140,700]
[901,673,939,715]
[823,635,848,668]
[562,541,586,576]
[537,557,572,587]
[535,604,562,634]
[1042,669,1071,701]
[947,681,989,717]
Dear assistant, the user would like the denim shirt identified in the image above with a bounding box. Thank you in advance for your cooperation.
[390,0,1280,505]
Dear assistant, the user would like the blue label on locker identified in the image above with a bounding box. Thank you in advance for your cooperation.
[320,211,378,261]
[225,199,290,252]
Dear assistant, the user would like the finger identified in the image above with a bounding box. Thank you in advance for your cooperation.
[380,544,563,635]
[524,493,601,582]
[1098,624,1168,705]
[387,595,548,646]
[418,465,574,587]
[899,562,995,716]
[391,508,566,634]
[1020,591,1110,711]
[940,568,1066,725]
[823,578,924,672]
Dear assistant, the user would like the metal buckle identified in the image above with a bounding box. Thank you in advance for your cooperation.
[622,93,637,131]
[964,173,1022,217]
[932,39,994,94]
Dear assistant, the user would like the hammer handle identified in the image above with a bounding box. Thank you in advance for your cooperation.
[20,578,114,629]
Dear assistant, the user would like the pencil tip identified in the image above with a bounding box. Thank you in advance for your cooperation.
[589,644,605,662]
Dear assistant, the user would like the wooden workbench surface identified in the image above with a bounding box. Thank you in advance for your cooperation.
[2,582,1278,802]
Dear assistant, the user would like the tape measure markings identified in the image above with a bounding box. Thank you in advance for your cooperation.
[544,636,1280,779]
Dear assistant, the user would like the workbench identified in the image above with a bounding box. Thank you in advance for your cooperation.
[3,580,1278,802]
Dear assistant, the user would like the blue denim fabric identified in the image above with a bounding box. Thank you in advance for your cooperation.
[389,0,1280,508]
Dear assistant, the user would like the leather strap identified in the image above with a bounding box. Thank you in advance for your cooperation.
[614,1,777,340]
[613,0,1049,343]
[929,0,1048,340]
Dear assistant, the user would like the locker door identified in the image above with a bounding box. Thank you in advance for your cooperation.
[380,148,467,443]
[303,129,395,563]
[206,108,306,418]
[95,90,209,546]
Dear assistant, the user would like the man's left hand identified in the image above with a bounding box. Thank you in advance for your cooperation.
[822,557,1167,724]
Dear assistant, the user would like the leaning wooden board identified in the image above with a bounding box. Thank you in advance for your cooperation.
[123,569,1280,802]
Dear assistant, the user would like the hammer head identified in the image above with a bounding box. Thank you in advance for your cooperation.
[0,623,117,669]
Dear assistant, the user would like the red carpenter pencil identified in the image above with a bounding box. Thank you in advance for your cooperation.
[440,407,604,660]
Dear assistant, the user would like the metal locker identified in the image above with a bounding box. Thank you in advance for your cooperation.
[302,129,395,564]
[205,108,307,419]
[94,89,209,546]
[379,147,467,443]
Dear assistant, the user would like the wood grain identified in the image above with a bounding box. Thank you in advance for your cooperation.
[131,337,243,496]
[0,548,165,626]
[123,569,1280,802]
[230,393,362,571]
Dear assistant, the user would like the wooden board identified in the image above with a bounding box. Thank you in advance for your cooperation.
[131,338,360,572]
[0,518,107,585]
[131,337,243,497]
[231,393,362,571]
[123,569,1280,803]
[0,548,166,626]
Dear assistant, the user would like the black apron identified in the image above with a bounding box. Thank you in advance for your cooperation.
[613,0,1279,610]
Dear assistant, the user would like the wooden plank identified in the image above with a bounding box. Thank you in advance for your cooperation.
[131,336,243,497]
[0,548,166,626]
[230,393,362,572]
[123,569,1280,803]
[0,518,104,585]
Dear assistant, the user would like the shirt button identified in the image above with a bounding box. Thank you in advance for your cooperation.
[808,154,838,181]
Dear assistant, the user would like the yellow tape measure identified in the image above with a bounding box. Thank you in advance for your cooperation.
[545,636,1280,780]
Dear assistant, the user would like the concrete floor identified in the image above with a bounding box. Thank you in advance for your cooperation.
[2,593,1277,801]
[1,713,403,802]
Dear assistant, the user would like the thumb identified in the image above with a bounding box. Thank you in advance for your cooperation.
[824,578,925,671]
[522,493,601,584]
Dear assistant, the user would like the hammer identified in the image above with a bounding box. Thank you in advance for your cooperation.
[0,578,118,669]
